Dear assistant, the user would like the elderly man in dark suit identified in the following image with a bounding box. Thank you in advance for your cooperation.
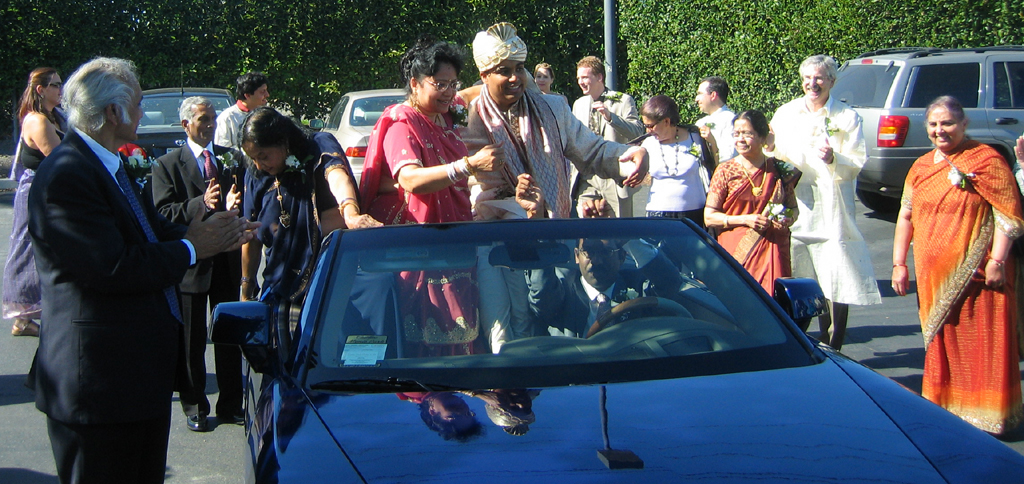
[152,96,245,432]
[28,57,258,484]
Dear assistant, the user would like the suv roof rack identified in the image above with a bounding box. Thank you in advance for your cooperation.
[855,46,1024,60]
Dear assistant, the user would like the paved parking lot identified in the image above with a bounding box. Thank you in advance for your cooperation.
[0,188,1021,482]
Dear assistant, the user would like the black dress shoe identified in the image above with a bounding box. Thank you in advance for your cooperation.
[186,414,209,432]
[216,412,245,424]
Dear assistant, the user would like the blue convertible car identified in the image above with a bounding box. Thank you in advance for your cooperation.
[213,218,1024,483]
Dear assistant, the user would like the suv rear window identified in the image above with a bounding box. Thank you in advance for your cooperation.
[906,63,980,108]
[834,64,898,108]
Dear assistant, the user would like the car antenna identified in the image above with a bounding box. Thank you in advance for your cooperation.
[180,64,184,96]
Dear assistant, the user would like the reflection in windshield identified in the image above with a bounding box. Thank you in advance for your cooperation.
[314,229,791,376]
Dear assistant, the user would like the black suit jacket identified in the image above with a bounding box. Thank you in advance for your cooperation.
[28,129,191,425]
[152,144,243,293]
[527,252,684,338]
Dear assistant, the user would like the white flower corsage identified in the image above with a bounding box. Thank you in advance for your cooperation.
[767,202,794,223]
[216,151,238,169]
[284,155,306,175]
[947,165,975,189]
[125,155,154,189]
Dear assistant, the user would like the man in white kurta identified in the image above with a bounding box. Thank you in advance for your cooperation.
[769,55,881,350]
[459,23,649,353]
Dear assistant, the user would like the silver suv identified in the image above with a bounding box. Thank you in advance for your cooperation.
[832,46,1024,211]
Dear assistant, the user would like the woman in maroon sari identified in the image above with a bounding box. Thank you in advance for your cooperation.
[705,110,801,293]
[360,37,504,356]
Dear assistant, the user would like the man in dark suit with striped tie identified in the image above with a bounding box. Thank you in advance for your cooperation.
[28,57,258,484]
[152,96,245,432]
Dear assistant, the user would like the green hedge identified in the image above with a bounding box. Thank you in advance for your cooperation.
[0,0,604,137]
[4,0,1023,139]
[619,0,1024,122]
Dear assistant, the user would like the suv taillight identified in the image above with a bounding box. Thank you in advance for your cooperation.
[346,146,367,158]
[878,115,909,147]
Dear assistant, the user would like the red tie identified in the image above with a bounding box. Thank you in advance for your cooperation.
[202,149,218,181]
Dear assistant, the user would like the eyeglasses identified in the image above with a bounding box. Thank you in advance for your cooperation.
[48,82,62,89]
[643,120,662,130]
[732,131,759,140]
[423,79,462,92]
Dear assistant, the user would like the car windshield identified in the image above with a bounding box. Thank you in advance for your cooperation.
[349,95,406,127]
[834,63,899,108]
[139,93,233,127]
[306,219,814,390]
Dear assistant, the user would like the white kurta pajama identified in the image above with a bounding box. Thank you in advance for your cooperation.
[769,96,882,306]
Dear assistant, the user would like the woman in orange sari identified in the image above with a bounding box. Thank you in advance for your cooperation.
[360,37,504,356]
[705,110,801,293]
[892,96,1024,434]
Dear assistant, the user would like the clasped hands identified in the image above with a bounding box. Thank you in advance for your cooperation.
[186,210,260,260]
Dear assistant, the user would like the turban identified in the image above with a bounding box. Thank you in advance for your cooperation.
[472,22,528,72]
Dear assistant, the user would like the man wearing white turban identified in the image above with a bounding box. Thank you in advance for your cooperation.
[459,23,649,353]
[460,22,648,221]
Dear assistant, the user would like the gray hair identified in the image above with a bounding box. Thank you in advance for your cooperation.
[62,57,139,134]
[925,95,968,123]
[179,96,214,122]
[799,55,839,81]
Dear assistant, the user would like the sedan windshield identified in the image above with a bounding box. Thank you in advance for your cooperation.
[307,219,814,389]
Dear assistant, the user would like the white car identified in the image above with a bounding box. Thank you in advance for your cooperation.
[321,89,406,183]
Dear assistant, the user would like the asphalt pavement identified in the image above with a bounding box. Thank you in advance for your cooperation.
[0,188,1022,482]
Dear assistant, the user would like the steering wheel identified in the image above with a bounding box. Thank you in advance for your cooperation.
[586,296,692,338]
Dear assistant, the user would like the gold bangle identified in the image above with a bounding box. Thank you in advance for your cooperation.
[463,157,477,176]
[892,263,907,268]
[990,259,1005,267]
[340,198,359,213]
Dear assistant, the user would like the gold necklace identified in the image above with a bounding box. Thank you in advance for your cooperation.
[273,179,291,228]
[741,158,768,197]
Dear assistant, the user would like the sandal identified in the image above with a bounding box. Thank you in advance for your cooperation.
[11,319,39,337]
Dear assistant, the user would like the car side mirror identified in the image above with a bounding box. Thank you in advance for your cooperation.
[773,277,828,332]
[308,119,325,130]
[211,301,275,374]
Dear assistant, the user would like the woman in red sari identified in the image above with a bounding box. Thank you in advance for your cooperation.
[704,110,801,293]
[360,37,504,356]
[892,96,1024,434]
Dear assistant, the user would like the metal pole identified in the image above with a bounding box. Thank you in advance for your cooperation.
[604,0,618,90]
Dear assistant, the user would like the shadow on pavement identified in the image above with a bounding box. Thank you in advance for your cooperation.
[863,210,898,223]
[845,324,921,345]
[0,468,58,484]
[888,373,923,395]
[858,347,926,371]
[0,374,35,406]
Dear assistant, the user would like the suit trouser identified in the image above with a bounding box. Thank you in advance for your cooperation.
[178,261,243,417]
[47,414,170,484]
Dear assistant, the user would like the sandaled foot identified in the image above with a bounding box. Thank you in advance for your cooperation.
[11,319,39,337]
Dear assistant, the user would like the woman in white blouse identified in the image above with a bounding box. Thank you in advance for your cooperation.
[639,95,714,229]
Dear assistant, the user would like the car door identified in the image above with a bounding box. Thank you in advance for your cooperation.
[985,55,1024,154]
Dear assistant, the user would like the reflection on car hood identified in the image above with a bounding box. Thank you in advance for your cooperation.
[303,358,1023,483]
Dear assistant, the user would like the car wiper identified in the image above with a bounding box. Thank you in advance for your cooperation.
[309,378,463,393]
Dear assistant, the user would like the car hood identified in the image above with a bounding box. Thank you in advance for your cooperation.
[306,357,1024,483]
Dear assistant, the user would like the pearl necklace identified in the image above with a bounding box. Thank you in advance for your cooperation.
[659,133,683,176]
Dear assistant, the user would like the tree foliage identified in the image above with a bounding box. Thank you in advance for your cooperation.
[4,0,1023,137]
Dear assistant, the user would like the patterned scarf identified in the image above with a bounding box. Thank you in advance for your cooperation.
[473,85,572,218]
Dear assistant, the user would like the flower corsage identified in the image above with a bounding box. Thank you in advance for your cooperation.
[125,154,155,190]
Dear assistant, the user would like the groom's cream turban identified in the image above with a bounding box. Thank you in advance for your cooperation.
[472,22,528,72]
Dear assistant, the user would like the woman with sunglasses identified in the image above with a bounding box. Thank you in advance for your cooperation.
[704,110,801,293]
[4,68,64,336]
[360,37,509,356]
[638,95,715,228]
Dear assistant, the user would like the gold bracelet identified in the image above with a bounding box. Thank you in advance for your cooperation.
[340,198,359,213]
[990,259,1005,267]
[892,263,907,268]
[463,157,477,176]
